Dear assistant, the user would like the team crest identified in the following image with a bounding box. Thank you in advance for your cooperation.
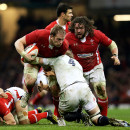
[90,39,94,46]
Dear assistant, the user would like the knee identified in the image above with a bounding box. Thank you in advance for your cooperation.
[63,113,76,122]
[24,75,37,86]
[92,82,107,98]
[6,120,16,125]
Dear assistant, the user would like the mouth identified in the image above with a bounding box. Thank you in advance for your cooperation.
[77,34,82,37]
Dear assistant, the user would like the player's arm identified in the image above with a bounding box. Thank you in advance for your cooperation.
[108,41,120,65]
[14,36,26,58]
[65,49,74,58]
[3,112,16,125]
[28,57,55,67]
[14,36,35,62]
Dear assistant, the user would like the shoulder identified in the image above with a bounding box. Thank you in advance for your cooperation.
[63,39,69,48]
[93,29,105,37]
[65,32,74,39]
[45,21,57,30]
[35,29,50,38]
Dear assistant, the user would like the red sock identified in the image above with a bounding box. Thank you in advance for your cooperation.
[28,112,48,124]
[30,93,42,105]
[98,97,108,116]
[28,109,38,115]
[53,97,60,117]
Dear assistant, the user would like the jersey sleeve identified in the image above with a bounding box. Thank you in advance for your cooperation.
[43,58,56,66]
[0,102,10,117]
[25,30,39,46]
[45,21,56,30]
[97,30,112,46]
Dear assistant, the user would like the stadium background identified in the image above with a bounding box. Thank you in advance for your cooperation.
[0,0,129,108]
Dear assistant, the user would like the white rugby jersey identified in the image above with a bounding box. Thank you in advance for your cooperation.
[5,87,25,103]
[43,55,87,91]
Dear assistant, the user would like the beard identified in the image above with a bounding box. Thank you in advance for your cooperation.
[76,33,86,39]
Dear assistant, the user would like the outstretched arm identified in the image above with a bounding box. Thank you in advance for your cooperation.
[108,41,120,65]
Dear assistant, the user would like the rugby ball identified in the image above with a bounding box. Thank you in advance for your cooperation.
[21,43,39,62]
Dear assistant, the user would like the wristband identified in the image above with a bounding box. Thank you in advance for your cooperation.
[113,54,118,58]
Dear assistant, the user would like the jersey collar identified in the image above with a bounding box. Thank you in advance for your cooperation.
[49,35,54,49]
[80,32,89,43]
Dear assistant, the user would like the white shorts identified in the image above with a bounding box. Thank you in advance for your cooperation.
[22,70,48,85]
[83,63,106,84]
[59,82,97,114]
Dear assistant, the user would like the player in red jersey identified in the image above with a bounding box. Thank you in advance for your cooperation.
[0,87,57,125]
[45,3,73,33]
[14,25,68,108]
[65,16,120,116]
[29,3,73,124]
[29,2,73,107]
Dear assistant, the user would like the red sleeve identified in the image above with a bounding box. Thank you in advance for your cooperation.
[25,30,38,46]
[0,102,10,117]
[96,30,112,46]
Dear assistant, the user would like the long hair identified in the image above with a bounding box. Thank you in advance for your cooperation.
[69,16,96,37]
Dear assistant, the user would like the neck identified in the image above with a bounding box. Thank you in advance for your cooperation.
[57,17,67,26]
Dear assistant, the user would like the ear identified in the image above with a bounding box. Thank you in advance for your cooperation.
[61,12,65,17]
[50,34,53,39]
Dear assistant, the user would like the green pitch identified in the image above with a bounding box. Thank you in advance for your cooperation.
[0,108,130,130]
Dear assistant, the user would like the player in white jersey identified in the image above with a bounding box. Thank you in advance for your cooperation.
[0,87,57,125]
[29,55,130,127]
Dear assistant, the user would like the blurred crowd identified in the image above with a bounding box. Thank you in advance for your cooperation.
[0,12,129,107]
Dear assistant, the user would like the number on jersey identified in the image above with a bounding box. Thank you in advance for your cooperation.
[68,58,75,66]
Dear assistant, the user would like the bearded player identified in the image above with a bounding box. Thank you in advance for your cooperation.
[65,16,120,116]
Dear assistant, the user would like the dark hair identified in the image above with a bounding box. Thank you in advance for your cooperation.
[56,3,72,17]
[50,24,66,36]
[69,16,97,37]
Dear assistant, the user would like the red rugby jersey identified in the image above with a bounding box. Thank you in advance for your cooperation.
[0,93,14,117]
[65,29,112,72]
[25,29,69,58]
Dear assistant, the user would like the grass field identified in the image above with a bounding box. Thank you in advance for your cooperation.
[0,108,130,130]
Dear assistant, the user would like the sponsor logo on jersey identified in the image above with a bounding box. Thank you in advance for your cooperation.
[73,43,78,46]
[77,53,93,58]
[49,44,54,49]
[41,44,46,48]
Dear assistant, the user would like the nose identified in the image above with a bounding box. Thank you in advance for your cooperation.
[77,29,81,33]
[59,40,63,46]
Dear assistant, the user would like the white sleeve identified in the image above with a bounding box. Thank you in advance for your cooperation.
[42,58,56,66]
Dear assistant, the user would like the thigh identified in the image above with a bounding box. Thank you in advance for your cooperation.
[24,63,39,80]
[59,85,80,114]
[83,89,98,112]
[90,63,106,83]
